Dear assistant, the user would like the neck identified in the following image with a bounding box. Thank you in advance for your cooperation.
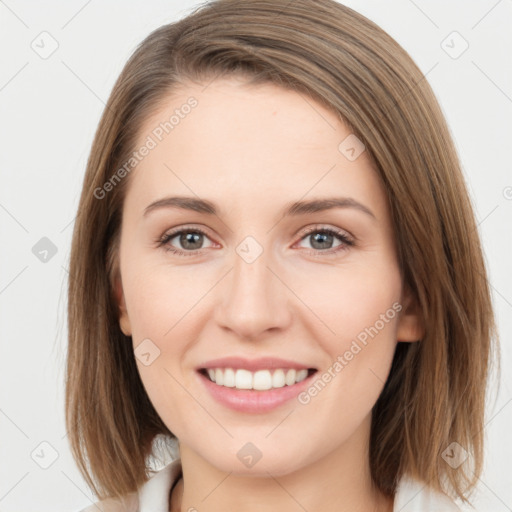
[170,416,394,512]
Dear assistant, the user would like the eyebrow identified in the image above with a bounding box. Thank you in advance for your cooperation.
[143,196,376,220]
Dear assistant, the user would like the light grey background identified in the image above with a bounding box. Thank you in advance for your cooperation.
[0,1,510,511]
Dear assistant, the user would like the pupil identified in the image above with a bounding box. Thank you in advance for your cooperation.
[311,232,332,249]
[181,232,202,250]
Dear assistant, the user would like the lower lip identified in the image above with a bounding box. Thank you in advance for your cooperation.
[197,370,317,413]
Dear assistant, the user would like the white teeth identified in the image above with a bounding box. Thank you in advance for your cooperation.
[296,369,308,382]
[235,369,253,389]
[285,369,296,386]
[272,369,286,388]
[253,370,272,390]
[204,367,311,390]
[223,368,236,387]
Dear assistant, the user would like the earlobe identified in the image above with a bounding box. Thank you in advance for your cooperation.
[114,274,132,337]
[396,287,424,342]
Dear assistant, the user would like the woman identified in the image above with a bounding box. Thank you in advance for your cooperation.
[66,1,498,510]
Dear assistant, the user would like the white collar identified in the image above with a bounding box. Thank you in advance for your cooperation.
[138,458,182,512]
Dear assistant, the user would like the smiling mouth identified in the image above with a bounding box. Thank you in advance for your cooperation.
[198,367,317,391]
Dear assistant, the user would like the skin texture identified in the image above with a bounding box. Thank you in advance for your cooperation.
[114,77,423,512]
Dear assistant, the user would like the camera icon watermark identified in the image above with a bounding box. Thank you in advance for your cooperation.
[134,338,161,366]
[236,236,263,264]
[441,441,468,469]
[31,441,59,469]
[338,134,365,161]
[32,237,58,263]
[237,442,263,468]
[441,31,469,60]
[31,31,59,59]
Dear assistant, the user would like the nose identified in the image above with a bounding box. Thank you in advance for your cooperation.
[213,244,292,341]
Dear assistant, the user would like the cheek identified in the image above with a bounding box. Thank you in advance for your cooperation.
[122,259,203,340]
[122,263,202,422]
[334,274,400,343]
[298,259,402,408]
[122,260,211,400]
[297,258,402,344]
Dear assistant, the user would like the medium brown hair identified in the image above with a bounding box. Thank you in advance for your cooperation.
[65,0,498,504]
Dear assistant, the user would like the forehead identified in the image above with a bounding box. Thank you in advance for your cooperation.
[125,77,387,218]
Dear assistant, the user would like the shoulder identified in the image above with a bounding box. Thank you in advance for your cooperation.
[74,458,182,512]
[394,474,462,512]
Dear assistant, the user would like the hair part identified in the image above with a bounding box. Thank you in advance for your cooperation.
[66,0,498,503]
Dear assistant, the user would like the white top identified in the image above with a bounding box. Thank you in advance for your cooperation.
[78,458,461,512]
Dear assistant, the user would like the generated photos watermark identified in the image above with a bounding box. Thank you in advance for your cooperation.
[297,301,402,404]
[93,96,198,200]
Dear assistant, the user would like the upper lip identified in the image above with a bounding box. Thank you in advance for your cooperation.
[198,356,316,372]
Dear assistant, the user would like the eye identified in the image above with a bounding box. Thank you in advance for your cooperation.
[157,226,215,256]
[156,224,355,257]
[295,225,354,255]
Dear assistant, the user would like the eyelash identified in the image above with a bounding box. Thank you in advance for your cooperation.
[156,224,355,257]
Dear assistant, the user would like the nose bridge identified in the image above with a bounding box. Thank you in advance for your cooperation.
[215,235,290,339]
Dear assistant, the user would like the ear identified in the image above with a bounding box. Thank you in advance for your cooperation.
[114,273,132,337]
[396,285,424,342]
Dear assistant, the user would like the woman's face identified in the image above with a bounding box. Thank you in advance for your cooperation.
[115,77,421,476]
